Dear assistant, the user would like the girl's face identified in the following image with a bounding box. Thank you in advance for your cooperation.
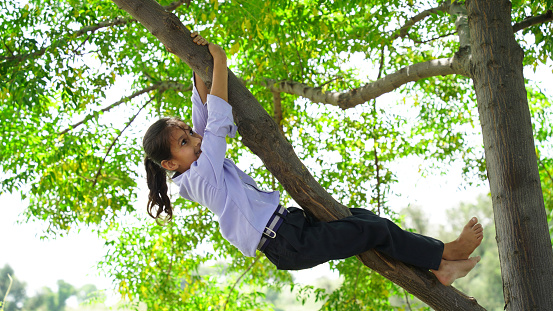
[161,122,203,174]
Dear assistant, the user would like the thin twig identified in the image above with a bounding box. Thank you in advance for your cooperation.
[351,262,362,303]
[403,289,413,311]
[1,17,132,63]
[373,44,385,216]
[223,255,261,311]
[1,274,13,311]
[1,0,190,63]
[410,31,456,44]
[391,2,451,41]
[538,157,553,186]
[164,0,191,11]
[2,39,14,56]
[59,81,191,135]
[71,33,92,55]
[91,96,153,187]
[292,34,305,77]
[163,224,176,287]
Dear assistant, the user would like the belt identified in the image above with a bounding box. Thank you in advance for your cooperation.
[257,205,287,252]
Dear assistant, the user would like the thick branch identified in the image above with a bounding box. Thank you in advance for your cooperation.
[59,81,190,135]
[111,0,485,309]
[263,55,468,109]
[513,10,553,32]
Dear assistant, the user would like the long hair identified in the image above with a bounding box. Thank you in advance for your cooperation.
[142,117,185,220]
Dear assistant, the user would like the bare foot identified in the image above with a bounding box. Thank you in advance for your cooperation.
[442,217,483,260]
[431,256,481,286]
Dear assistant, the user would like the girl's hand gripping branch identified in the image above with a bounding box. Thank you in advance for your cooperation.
[191,32,228,103]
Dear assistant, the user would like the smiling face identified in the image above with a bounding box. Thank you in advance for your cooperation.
[160,122,203,174]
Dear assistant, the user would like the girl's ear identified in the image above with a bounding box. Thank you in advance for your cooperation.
[161,159,177,171]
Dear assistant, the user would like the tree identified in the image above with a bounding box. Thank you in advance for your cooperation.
[466,1,553,309]
[23,280,76,311]
[0,265,26,311]
[2,0,553,310]
[1,265,102,311]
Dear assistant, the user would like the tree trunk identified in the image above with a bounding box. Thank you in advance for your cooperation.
[466,0,553,309]
[111,0,486,309]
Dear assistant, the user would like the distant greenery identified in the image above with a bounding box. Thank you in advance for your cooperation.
[0,265,103,311]
[402,194,504,311]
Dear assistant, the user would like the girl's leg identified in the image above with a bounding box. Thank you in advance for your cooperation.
[263,207,443,270]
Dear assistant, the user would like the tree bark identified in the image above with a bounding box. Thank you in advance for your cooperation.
[466,0,553,309]
[111,0,487,309]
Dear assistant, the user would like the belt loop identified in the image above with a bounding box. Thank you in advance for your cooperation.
[263,227,277,239]
[257,205,288,251]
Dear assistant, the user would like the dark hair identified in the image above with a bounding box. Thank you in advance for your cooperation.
[142,117,186,220]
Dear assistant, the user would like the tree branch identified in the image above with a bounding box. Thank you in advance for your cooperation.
[410,31,457,44]
[223,255,261,311]
[513,10,553,32]
[538,158,553,186]
[58,81,191,135]
[373,44,385,216]
[91,96,152,188]
[263,55,467,109]
[391,2,451,41]
[1,1,187,64]
[0,17,131,64]
[111,0,485,309]
[164,0,191,11]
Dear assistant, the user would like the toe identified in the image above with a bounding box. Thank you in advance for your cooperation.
[466,217,478,228]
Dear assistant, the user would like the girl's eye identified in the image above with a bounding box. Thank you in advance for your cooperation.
[181,139,187,146]
[190,129,194,135]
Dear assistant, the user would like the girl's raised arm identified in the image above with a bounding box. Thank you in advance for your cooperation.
[207,43,228,102]
[191,32,209,103]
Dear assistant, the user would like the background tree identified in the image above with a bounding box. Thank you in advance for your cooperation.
[1,265,106,311]
[439,195,503,311]
[0,265,26,311]
[401,195,503,310]
[2,0,553,310]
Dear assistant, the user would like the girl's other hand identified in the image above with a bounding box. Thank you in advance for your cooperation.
[191,32,226,61]
[191,31,208,45]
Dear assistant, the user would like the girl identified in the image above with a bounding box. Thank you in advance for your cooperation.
[143,32,483,286]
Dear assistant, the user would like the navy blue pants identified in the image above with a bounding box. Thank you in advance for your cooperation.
[262,207,444,270]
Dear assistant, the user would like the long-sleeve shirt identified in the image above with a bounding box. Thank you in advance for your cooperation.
[172,75,280,257]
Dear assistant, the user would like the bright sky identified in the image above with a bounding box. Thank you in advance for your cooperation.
[0,192,112,292]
